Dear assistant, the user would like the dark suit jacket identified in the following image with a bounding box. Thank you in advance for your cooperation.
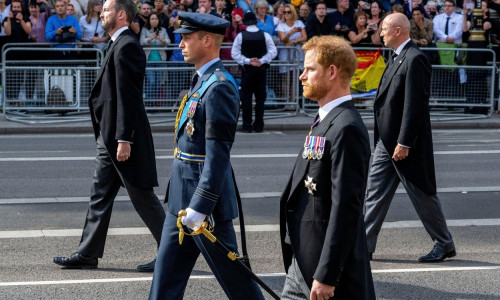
[280,101,375,299]
[166,60,239,221]
[88,29,158,188]
[374,41,437,195]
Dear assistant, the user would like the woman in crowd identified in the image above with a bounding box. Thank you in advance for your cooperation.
[140,12,170,102]
[221,8,245,60]
[276,3,306,99]
[255,0,275,37]
[348,10,380,46]
[237,0,254,13]
[79,0,107,51]
[27,0,51,102]
[272,0,285,28]
[368,0,383,28]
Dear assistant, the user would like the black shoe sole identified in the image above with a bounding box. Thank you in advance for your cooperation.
[136,268,155,273]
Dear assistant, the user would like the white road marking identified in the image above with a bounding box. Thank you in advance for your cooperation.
[2,184,499,205]
[1,219,500,239]
[1,267,499,287]
[1,149,500,162]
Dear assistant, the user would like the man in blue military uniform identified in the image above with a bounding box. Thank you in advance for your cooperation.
[148,11,265,300]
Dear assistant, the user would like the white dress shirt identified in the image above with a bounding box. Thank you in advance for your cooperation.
[433,12,463,44]
[318,95,352,121]
[231,25,278,66]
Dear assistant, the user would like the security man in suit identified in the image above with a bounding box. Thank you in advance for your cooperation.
[149,12,265,300]
[280,35,375,300]
[364,13,456,262]
[53,0,165,272]
[231,12,277,133]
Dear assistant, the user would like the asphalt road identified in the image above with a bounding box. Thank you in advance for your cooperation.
[0,129,499,300]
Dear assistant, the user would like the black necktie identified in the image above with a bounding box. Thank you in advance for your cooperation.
[104,39,113,56]
[387,52,398,68]
[445,17,450,35]
[191,73,199,90]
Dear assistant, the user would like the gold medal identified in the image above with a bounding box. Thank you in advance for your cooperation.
[186,119,195,138]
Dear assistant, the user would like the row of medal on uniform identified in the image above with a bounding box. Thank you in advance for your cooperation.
[303,136,325,160]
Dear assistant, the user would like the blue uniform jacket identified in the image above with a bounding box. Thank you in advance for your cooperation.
[166,60,239,221]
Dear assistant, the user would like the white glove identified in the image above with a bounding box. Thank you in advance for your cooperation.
[181,207,206,231]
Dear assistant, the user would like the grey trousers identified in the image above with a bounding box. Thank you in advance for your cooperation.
[364,140,454,253]
[77,135,166,258]
[282,256,311,300]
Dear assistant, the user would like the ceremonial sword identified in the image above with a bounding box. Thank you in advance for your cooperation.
[177,210,281,300]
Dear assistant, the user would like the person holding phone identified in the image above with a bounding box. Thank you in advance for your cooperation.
[140,12,170,102]
[348,10,380,46]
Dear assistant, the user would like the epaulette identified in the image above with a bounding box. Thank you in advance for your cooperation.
[214,68,238,91]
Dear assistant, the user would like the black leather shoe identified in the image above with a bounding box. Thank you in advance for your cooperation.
[137,259,156,272]
[53,253,98,269]
[368,252,373,261]
[419,245,456,263]
[237,126,252,133]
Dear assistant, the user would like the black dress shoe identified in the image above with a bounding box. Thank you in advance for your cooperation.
[53,253,98,269]
[137,259,156,272]
[418,245,456,263]
[237,126,252,133]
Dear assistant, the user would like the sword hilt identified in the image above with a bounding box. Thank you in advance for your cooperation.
[177,209,216,244]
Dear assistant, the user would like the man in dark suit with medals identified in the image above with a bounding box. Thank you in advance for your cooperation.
[280,35,375,300]
[53,0,165,272]
[364,13,456,262]
[148,12,265,300]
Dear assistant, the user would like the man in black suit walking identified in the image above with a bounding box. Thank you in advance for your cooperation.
[280,35,375,300]
[364,13,456,262]
[53,0,165,272]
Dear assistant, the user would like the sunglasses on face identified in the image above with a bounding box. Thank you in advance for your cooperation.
[284,10,292,14]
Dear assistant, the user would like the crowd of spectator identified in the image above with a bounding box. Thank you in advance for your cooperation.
[2,0,500,106]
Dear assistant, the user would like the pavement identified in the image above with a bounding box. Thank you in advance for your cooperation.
[1,109,500,134]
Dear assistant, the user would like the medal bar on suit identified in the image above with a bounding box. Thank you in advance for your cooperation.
[302,135,325,160]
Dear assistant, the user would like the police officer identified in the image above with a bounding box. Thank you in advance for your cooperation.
[232,12,277,133]
[148,12,265,300]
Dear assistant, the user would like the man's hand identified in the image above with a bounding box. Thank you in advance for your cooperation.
[68,27,76,34]
[56,27,64,35]
[117,142,131,162]
[310,280,335,300]
[445,37,454,44]
[392,144,409,161]
[249,57,262,67]
[181,207,206,231]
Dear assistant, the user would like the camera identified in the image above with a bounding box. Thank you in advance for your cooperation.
[11,10,20,18]
[94,32,99,37]
[370,24,376,30]
[62,26,72,32]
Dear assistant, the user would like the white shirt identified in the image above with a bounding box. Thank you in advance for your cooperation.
[433,12,462,44]
[231,25,278,66]
[318,95,352,121]
[394,38,411,56]
[111,26,128,41]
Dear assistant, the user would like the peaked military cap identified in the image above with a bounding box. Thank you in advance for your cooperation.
[175,11,230,35]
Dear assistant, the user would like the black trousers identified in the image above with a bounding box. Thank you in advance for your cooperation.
[77,135,166,258]
[240,65,267,131]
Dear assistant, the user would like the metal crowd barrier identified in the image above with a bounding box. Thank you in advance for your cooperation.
[1,43,102,124]
[302,46,497,121]
[1,44,302,124]
[1,44,495,124]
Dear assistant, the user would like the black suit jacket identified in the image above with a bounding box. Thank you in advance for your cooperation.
[88,29,158,188]
[280,101,375,299]
[374,41,437,195]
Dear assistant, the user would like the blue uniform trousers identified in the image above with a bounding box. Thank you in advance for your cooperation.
[149,212,264,300]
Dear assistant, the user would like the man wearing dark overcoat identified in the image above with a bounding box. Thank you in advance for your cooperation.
[148,12,264,300]
[53,0,165,272]
[364,13,456,262]
[280,35,375,300]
